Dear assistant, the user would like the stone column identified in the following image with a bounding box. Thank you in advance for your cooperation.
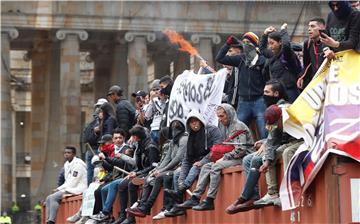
[92,44,113,100]
[191,34,221,68]
[154,54,171,79]
[56,30,88,149]
[0,28,18,211]
[173,52,191,78]
[30,33,65,203]
[125,32,155,96]
[111,38,129,96]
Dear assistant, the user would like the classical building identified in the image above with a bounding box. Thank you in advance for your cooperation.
[1,1,329,211]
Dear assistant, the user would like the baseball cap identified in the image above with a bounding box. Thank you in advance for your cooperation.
[107,85,122,96]
[150,79,160,90]
[131,90,147,98]
[98,134,113,144]
[94,98,108,107]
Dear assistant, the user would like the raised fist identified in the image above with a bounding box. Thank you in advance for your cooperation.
[226,35,238,45]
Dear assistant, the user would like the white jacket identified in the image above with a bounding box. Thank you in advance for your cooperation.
[57,157,87,195]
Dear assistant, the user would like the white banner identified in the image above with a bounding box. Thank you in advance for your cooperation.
[81,182,100,216]
[167,69,227,126]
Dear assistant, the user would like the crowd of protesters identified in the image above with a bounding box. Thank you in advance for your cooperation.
[44,1,359,224]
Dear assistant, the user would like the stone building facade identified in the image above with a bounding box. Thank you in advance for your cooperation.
[1,1,329,211]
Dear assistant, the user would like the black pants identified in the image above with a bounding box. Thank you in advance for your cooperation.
[118,179,129,216]
[139,173,170,211]
[93,184,106,214]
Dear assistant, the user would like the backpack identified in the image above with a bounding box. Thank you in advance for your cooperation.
[82,118,99,146]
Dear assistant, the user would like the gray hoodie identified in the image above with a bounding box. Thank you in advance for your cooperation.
[218,103,254,160]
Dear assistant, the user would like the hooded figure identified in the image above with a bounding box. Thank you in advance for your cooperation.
[326,1,360,51]
[217,104,254,160]
[185,110,223,164]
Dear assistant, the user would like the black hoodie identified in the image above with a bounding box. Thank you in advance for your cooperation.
[326,1,360,52]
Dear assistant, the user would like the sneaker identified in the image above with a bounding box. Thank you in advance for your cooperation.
[254,193,279,206]
[192,199,214,211]
[126,207,147,217]
[67,211,82,223]
[75,216,89,224]
[176,196,200,209]
[164,207,185,217]
[84,219,98,224]
[111,213,127,224]
[152,210,168,220]
[91,212,110,221]
[130,201,139,209]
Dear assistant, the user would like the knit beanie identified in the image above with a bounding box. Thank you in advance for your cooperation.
[242,32,259,47]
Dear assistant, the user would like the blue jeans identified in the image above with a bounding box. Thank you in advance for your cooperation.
[101,178,123,214]
[236,97,267,139]
[241,152,262,200]
[150,130,159,144]
[85,150,94,186]
[177,157,201,189]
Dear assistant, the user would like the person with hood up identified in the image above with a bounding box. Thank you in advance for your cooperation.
[216,32,268,140]
[164,110,223,217]
[176,104,254,211]
[321,0,360,59]
[126,120,188,218]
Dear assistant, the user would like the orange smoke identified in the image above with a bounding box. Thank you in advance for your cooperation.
[162,29,198,56]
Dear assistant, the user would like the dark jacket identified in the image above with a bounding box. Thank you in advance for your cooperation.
[184,110,223,164]
[216,44,268,101]
[102,144,134,181]
[102,117,116,136]
[326,8,360,52]
[116,97,136,133]
[302,38,326,88]
[134,135,160,176]
[223,67,240,108]
[263,99,295,162]
[261,29,301,89]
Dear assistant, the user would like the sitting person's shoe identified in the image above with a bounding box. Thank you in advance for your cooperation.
[176,196,200,209]
[226,198,255,214]
[192,197,215,211]
[75,216,89,224]
[152,210,168,220]
[120,216,136,224]
[225,197,246,214]
[84,218,97,224]
[254,193,280,207]
[91,211,110,221]
[164,206,185,217]
[111,213,127,224]
[67,210,82,223]
[126,207,147,218]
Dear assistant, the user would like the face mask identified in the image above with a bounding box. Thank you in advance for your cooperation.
[160,83,173,96]
[243,43,257,66]
[101,144,113,154]
[263,95,280,107]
